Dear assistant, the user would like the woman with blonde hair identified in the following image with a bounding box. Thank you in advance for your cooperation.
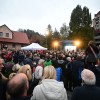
[31,65,68,100]
[18,64,32,81]
[18,64,35,96]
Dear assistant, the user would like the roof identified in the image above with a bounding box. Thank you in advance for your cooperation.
[0,24,14,34]
[0,31,30,44]
[95,11,100,17]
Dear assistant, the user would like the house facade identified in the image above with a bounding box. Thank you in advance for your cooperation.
[93,11,100,45]
[0,25,30,50]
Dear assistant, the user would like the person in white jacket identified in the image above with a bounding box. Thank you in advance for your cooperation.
[31,65,68,100]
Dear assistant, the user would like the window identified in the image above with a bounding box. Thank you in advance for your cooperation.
[12,44,15,48]
[6,33,9,37]
[0,32,3,37]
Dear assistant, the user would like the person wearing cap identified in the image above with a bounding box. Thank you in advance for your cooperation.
[71,69,100,100]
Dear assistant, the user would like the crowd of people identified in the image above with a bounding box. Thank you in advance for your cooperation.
[0,40,100,100]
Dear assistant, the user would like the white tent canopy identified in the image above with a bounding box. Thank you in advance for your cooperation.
[21,43,47,50]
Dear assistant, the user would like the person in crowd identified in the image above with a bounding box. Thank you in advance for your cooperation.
[5,51,13,63]
[4,55,14,78]
[23,52,34,69]
[55,65,62,82]
[66,57,73,91]
[34,59,44,87]
[85,41,99,70]
[44,55,52,67]
[13,51,19,64]
[69,55,84,89]
[31,65,68,100]
[34,59,44,80]
[0,58,8,100]
[57,54,67,90]
[93,58,100,87]
[18,51,25,66]
[18,64,34,96]
[12,64,21,73]
[7,73,30,100]
[71,69,100,100]
[32,53,40,67]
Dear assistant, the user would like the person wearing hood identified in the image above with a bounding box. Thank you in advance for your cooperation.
[31,65,68,100]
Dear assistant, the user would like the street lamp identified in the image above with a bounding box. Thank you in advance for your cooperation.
[74,40,81,51]
[53,41,59,50]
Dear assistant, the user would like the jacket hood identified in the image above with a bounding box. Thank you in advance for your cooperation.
[40,79,66,100]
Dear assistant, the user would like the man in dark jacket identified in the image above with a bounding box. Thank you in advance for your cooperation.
[71,69,100,100]
[23,52,34,68]
[85,41,99,70]
[69,56,84,89]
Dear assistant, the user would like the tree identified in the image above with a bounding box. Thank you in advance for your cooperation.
[69,5,83,32]
[18,28,45,46]
[69,5,94,48]
[60,23,70,40]
[45,24,53,49]
[52,28,60,39]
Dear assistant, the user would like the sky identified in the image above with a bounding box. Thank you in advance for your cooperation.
[0,0,100,35]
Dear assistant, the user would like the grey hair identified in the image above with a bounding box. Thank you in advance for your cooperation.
[81,69,96,85]
[38,59,45,65]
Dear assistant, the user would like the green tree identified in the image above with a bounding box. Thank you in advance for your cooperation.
[45,24,53,49]
[69,5,83,32]
[52,28,60,39]
[60,23,70,40]
[69,5,94,48]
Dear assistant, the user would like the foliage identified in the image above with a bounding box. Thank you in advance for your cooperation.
[18,29,45,46]
[69,5,94,48]
[60,23,70,40]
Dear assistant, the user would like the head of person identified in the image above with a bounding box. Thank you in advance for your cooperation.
[18,64,32,81]
[43,65,56,79]
[88,40,95,46]
[67,57,72,62]
[81,69,96,85]
[7,73,29,98]
[0,58,4,72]
[26,52,32,58]
[12,64,21,72]
[38,59,45,65]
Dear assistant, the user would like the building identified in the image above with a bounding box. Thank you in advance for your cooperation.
[93,11,100,45]
[0,24,30,50]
